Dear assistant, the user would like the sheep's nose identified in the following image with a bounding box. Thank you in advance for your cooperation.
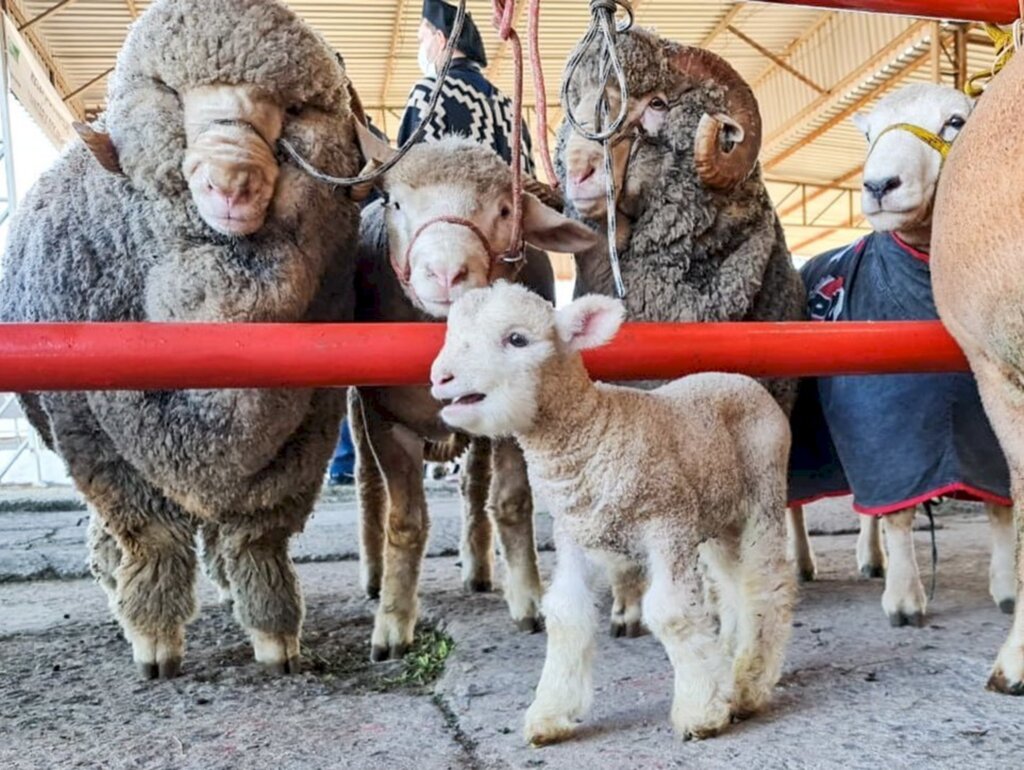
[435,266,468,290]
[863,176,901,203]
[207,170,253,207]
[570,165,597,186]
[432,370,454,388]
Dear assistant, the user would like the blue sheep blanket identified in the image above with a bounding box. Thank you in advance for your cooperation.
[787,231,1011,513]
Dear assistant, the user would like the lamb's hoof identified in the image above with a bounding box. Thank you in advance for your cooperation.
[262,656,301,675]
[517,616,544,633]
[888,611,926,628]
[463,578,493,593]
[610,620,646,638]
[524,715,576,746]
[998,598,1016,615]
[365,584,381,601]
[371,642,409,662]
[860,565,885,579]
[986,669,1024,696]
[797,567,816,583]
[136,658,181,680]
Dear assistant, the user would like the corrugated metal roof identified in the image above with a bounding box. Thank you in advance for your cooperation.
[3,0,1008,257]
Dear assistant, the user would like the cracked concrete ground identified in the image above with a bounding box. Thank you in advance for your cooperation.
[2,489,1023,769]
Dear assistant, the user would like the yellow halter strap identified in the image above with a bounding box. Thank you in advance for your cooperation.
[868,123,953,161]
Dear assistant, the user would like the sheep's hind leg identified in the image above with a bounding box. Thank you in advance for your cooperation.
[986,503,1016,614]
[856,514,886,578]
[87,510,120,613]
[731,512,796,719]
[524,530,599,746]
[370,424,429,661]
[645,542,733,740]
[198,522,232,604]
[489,438,543,632]
[221,516,307,674]
[608,558,646,638]
[880,507,927,627]
[460,437,494,593]
[350,389,387,599]
[786,505,817,582]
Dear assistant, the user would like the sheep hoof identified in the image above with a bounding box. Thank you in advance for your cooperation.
[370,643,409,662]
[524,715,576,746]
[888,611,926,628]
[797,567,816,583]
[859,565,885,579]
[610,620,646,638]
[136,662,159,680]
[262,656,301,675]
[998,599,1016,615]
[464,578,493,593]
[516,616,543,633]
[986,669,1024,696]
[135,658,181,680]
[365,584,381,601]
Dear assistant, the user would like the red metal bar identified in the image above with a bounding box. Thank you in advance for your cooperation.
[752,0,1019,23]
[0,321,968,392]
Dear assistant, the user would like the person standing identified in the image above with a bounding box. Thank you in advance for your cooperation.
[399,0,535,174]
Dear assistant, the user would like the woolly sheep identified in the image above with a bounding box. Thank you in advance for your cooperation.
[350,132,597,659]
[790,84,1014,627]
[932,50,1024,694]
[555,28,811,608]
[0,0,362,678]
[430,281,796,743]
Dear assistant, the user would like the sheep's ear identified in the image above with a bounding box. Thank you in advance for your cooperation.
[851,112,870,140]
[74,122,123,175]
[555,294,625,352]
[522,193,599,253]
[355,120,397,166]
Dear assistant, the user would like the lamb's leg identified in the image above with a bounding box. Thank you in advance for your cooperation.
[786,505,817,582]
[370,423,429,661]
[697,539,740,657]
[198,522,232,604]
[608,559,646,638]
[880,507,927,627]
[732,511,796,719]
[350,388,387,599]
[856,514,886,579]
[987,503,1016,614]
[459,436,494,593]
[971,357,1024,694]
[489,438,543,632]
[86,510,120,613]
[524,531,599,746]
[220,520,305,674]
[644,544,733,740]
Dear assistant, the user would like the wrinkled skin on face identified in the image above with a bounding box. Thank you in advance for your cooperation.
[181,85,285,236]
[853,83,973,244]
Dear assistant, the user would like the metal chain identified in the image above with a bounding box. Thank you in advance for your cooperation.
[278,0,468,187]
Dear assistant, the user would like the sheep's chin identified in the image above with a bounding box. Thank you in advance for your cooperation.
[570,196,608,219]
[440,402,488,435]
[863,206,929,235]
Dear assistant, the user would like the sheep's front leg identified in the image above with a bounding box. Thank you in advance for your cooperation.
[459,437,494,592]
[645,544,733,740]
[350,389,387,599]
[880,507,927,627]
[370,423,429,661]
[856,514,886,579]
[489,438,543,632]
[524,532,599,745]
[607,558,646,638]
[987,503,1016,614]
[220,521,305,674]
[786,505,817,582]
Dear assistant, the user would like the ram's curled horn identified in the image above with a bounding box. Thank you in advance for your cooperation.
[523,176,565,213]
[668,46,762,191]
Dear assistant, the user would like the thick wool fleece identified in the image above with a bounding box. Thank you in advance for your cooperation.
[557,28,804,409]
[0,0,362,523]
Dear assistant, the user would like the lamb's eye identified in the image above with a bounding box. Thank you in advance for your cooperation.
[648,96,668,111]
[286,105,303,118]
[945,115,966,130]
[506,332,529,348]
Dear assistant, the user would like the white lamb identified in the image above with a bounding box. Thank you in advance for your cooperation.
[429,282,796,743]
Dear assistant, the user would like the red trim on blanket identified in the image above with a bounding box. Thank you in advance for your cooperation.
[891,232,930,263]
[788,483,1011,515]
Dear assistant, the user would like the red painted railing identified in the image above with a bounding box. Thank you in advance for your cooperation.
[755,0,1019,23]
[0,321,969,391]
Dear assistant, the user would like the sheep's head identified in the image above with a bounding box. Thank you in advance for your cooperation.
[359,134,597,317]
[559,28,762,224]
[431,282,624,436]
[853,84,973,236]
[79,0,358,238]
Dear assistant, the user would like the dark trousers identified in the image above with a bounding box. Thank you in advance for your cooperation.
[329,419,355,479]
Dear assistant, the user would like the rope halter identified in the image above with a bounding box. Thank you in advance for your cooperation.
[867,122,954,163]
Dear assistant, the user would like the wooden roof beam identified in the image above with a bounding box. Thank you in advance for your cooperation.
[4,0,83,119]
[751,12,832,89]
[19,0,79,32]
[63,66,113,102]
[380,0,410,106]
[726,25,828,94]
[777,166,862,219]
[699,4,742,48]
[125,1,138,19]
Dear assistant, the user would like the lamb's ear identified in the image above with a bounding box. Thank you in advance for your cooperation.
[522,193,599,253]
[74,122,123,175]
[851,112,870,140]
[351,121,397,201]
[555,294,626,352]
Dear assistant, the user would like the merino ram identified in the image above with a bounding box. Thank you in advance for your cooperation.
[0,0,362,677]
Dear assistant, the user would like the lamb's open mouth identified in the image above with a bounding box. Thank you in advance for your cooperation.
[446,393,486,406]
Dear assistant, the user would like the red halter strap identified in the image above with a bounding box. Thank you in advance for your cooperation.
[392,215,524,287]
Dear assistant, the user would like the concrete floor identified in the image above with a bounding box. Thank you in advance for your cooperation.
[1,491,1023,769]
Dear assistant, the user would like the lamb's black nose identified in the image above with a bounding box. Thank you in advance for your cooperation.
[863,176,902,203]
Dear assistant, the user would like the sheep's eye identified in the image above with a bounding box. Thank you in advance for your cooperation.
[500,205,511,219]
[945,115,966,130]
[379,189,390,205]
[506,332,529,348]
[648,96,668,111]
[286,104,303,117]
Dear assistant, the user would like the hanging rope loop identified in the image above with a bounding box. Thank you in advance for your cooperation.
[964,20,1023,97]
[278,0,469,188]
